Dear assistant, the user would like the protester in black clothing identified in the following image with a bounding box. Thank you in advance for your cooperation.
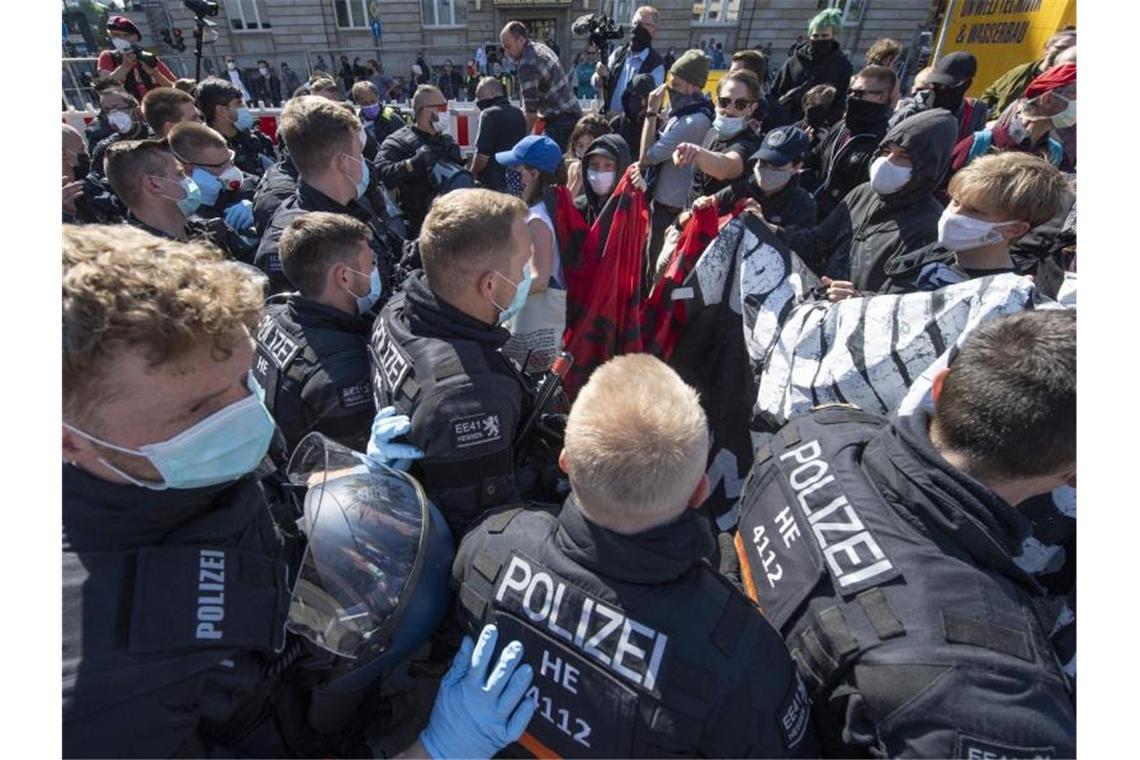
[435,60,465,100]
[608,73,655,158]
[770,8,853,126]
[415,50,433,85]
[574,133,631,224]
[376,85,465,238]
[62,124,96,225]
[197,77,276,177]
[877,151,1071,295]
[697,125,817,230]
[470,77,528,192]
[339,55,356,92]
[674,71,764,205]
[809,65,895,221]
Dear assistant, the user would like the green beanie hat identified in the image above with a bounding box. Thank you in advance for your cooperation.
[808,8,843,35]
[670,49,710,89]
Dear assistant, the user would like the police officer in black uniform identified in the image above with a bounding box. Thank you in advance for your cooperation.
[454,354,817,758]
[376,84,465,239]
[257,96,400,296]
[733,309,1077,757]
[104,138,254,262]
[252,212,378,455]
[197,76,277,177]
[62,224,536,759]
[370,189,532,539]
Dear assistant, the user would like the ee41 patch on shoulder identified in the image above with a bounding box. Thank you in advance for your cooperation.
[450,412,502,449]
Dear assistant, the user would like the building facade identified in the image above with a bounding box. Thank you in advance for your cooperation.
[75,0,942,100]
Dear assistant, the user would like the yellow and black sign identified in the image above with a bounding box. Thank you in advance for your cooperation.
[936,0,1076,97]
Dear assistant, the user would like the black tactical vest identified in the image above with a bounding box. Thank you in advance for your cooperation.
[735,406,1075,757]
[455,504,815,758]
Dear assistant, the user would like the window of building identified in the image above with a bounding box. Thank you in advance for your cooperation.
[334,0,370,29]
[225,0,271,31]
[421,0,467,28]
[829,0,868,27]
[612,0,634,23]
[691,1,741,25]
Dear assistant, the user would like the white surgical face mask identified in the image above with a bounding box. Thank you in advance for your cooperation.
[1050,94,1077,129]
[869,155,912,195]
[431,112,449,134]
[111,37,133,52]
[587,169,615,196]
[937,207,1018,252]
[713,114,746,137]
[218,164,243,191]
[259,66,270,76]
[107,110,134,134]
[226,61,236,71]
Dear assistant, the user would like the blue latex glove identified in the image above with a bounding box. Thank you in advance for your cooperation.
[420,624,536,760]
[223,199,254,230]
[365,406,424,471]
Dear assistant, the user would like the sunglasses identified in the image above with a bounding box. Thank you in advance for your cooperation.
[848,88,887,100]
[173,147,236,169]
[716,97,754,110]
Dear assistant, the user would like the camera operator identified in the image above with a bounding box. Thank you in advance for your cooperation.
[97,15,175,99]
[591,5,665,117]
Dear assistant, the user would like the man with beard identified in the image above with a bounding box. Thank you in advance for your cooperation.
[770,8,853,126]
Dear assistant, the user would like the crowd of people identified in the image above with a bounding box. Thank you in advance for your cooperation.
[62,5,1077,758]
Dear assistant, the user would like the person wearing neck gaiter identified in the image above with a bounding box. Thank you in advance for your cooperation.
[770,8,854,126]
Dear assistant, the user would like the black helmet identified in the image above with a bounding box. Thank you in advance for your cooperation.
[286,434,454,732]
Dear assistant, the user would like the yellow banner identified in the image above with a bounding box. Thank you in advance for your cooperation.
[939,0,1076,97]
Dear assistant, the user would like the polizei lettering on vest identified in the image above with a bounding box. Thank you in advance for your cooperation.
[779,440,895,588]
[195,549,226,640]
[494,555,668,691]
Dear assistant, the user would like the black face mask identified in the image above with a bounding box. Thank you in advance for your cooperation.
[930,83,968,112]
[804,104,830,127]
[809,38,838,58]
[623,94,646,121]
[630,24,652,53]
[845,96,888,127]
[73,153,91,181]
[476,96,499,111]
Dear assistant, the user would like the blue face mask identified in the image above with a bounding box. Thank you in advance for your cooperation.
[342,153,370,199]
[62,373,275,491]
[361,104,382,121]
[234,106,255,132]
[155,174,202,216]
[490,266,533,325]
[190,167,222,207]
[346,266,383,315]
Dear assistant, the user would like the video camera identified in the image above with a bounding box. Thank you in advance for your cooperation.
[184,0,219,17]
[571,13,624,57]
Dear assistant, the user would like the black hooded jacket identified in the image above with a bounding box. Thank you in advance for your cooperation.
[770,39,854,125]
[808,100,892,221]
[574,133,632,224]
[778,108,959,291]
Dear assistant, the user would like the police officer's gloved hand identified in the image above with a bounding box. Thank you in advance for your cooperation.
[363,406,424,471]
[411,145,437,172]
[223,199,254,231]
[419,624,536,760]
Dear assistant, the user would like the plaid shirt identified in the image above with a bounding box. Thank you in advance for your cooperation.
[517,41,581,120]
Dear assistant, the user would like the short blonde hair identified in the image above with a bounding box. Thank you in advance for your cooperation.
[948,152,1072,228]
[104,138,174,209]
[420,189,528,300]
[565,354,709,534]
[62,225,264,421]
[412,84,445,112]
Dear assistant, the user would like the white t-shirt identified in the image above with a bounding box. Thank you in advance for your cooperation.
[527,202,564,289]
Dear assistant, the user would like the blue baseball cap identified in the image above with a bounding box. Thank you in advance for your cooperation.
[495,134,563,173]
[753,125,811,166]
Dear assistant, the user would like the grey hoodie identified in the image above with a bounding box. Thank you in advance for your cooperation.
[779,108,959,291]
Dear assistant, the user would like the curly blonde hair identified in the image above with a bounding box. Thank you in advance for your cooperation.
[63,224,265,419]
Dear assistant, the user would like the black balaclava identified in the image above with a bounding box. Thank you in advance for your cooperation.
[630,24,652,53]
